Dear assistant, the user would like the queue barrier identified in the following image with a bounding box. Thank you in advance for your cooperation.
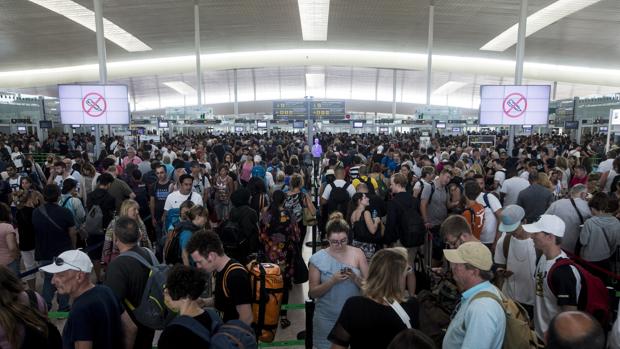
[48,302,310,348]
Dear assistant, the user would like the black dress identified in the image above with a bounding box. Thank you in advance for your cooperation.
[328,296,419,349]
[16,206,35,251]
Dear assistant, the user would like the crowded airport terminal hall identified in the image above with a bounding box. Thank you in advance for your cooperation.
[2,0,620,348]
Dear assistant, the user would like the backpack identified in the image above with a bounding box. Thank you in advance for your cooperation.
[164,192,194,232]
[469,289,542,349]
[120,249,176,330]
[83,204,104,236]
[163,225,191,265]
[393,198,425,247]
[169,308,257,349]
[326,182,351,216]
[218,220,245,252]
[548,258,610,326]
[374,175,389,200]
[361,176,377,196]
[225,262,284,343]
[463,202,485,240]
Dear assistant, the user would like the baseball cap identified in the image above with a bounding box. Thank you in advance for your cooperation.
[443,242,492,271]
[325,169,335,176]
[522,214,565,237]
[499,205,525,233]
[40,250,93,274]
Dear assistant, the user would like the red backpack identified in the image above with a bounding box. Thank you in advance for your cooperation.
[548,258,610,326]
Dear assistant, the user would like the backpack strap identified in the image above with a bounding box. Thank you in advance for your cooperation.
[170,315,212,344]
[222,263,247,298]
[384,298,412,329]
[428,181,436,203]
[120,249,158,270]
[25,289,39,309]
[569,198,584,225]
[461,290,506,332]
[547,258,580,298]
[62,196,72,208]
[482,192,491,209]
[502,234,512,262]
[185,191,194,203]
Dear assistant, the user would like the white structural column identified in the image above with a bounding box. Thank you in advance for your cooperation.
[509,0,528,155]
[194,0,202,107]
[426,0,435,135]
[234,69,239,118]
[93,0,106,158]
[392,69,397,119]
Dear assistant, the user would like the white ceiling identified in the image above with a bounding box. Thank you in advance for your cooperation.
[2,0,620,110]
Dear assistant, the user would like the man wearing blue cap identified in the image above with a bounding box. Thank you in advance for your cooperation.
[493,205,537,319]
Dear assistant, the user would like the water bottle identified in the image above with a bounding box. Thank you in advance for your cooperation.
[372,209,378,219]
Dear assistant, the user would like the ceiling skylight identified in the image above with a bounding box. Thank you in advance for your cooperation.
[298,0,330,41]
[163,81,196,96]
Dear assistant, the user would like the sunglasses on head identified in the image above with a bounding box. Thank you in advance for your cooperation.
[53,256,82,272]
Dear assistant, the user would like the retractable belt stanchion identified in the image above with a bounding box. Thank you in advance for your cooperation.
[305,299,315,349]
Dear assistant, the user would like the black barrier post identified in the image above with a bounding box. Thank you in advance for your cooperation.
[305,299,315,349]
[312,157,318,254]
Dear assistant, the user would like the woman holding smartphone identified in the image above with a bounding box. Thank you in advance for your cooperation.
[308,212,368,349]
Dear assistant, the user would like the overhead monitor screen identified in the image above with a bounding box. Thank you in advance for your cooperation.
[39,120,53,129]
[159,121,169,128]
[564,121,579,129]
[436,122,446,129]
[59,84,129,125]
[257,121,267,128]
[479,85,550,125]
[452,127,461,132]
[17,126,26,133]
[523,124,532,129]
[600,126,608,132]
[71,124,80,128]
[353,122,364,128]
[293,121,305,129]
[235,126,244,132]
[379,127,388,133]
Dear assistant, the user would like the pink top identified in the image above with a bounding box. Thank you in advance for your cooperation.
[0,222,16,266]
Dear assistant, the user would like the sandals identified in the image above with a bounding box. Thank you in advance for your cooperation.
[280,317,291,329]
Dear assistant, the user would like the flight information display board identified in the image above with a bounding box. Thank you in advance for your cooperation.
[273,100,345,120]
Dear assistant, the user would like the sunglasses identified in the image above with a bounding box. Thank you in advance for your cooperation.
[53,256,82,271]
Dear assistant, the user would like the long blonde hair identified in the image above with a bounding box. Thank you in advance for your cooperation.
[363,247,408,303]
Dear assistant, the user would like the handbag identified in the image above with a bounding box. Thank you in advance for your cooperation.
[292,244,309,284]
[302,194,317,226]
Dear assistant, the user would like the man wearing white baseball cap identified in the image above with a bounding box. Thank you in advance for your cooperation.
[41,249,127,349]
[494,205,537,319]
[522,214,582,342]
[442,242,506,349]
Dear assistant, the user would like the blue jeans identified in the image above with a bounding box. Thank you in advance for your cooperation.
[40,260,70,311]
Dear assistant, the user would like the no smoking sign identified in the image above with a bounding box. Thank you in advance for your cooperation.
[503,93,527,118]
[82,92,107,117]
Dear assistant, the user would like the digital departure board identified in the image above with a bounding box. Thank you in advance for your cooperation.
[273,100,345,120]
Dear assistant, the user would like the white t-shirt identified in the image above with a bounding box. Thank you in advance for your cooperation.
[519,170,530,180]
[534,251,581,340]
[597,158,615,193]
[500,177,530,206]
[494,233,536,306]
[10,152,23,169]
[476,192,502,244]
[494,169,506,187]
[163,190,204,211]
[321,179,356,200]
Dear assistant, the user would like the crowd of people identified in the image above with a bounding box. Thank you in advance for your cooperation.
[0,129,618,349]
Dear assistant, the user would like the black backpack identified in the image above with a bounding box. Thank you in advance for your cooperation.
[326,182,351,216]
[218,220,244,251]
[362,176,377,196]
[394,198,425,247]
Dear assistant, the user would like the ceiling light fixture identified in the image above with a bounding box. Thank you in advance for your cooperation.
[163,81,196,96]
[480,0,603,51]
[298,0,330,41]
[28,0,151,52]
[432,81,468,96]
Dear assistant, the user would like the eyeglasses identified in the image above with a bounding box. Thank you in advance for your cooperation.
[53,257,82,271]
[329,238,348,246]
